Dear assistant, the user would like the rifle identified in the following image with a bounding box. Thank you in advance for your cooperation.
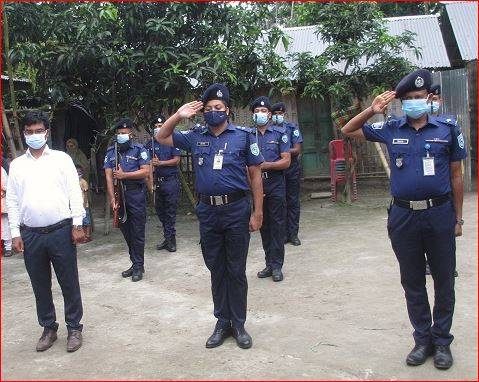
[147,130,157,206]
[113,141,127,228]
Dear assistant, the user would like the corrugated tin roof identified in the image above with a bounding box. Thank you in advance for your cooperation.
[276,14,451,70]
[443,1,478,61]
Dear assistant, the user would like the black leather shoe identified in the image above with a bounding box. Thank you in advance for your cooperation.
[165,236,176,252]
[272,268,283,282]
[433,345,453,369]
[232,327,252,349]
[290,235,301,246]
[156,240,167,250]
[257,266,272,278]
[132,268,143,282]
[122,266,144,278]
[406,344,433,366]
[205,325,231,348]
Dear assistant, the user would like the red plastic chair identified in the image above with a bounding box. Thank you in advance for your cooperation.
[329,139,357,202]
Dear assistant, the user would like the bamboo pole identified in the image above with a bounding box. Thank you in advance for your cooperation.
[178,167,196,209]
[373,142,390,178]
[2,108,17,159]
[3,8,24,152]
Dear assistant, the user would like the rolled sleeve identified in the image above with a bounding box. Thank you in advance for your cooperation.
[246,133,264,166]
[279,134,290,154]
[450,124,467,162]
[172,131,194,152]
[171,147,182,156]
[138,147,150,166]
[103,151,114,169]
[362,121,389,143]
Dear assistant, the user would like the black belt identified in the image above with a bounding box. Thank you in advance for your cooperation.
[156,174,178,183]
[261,171,283,180]
[393,194,450,210]
[199,191,246,206]
[124,183,145,191]
[20,218,72,234]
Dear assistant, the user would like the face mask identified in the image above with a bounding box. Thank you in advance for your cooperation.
[431,101,440,114]
[401,99,430,119]
[153,128,161,136]
[204,111,228,127]
[25,133,47,150]
[253,112,269,126]
[272,115,284,125]
[117,133,130,144]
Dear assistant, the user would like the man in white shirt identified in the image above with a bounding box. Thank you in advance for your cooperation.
[6,110,86,353]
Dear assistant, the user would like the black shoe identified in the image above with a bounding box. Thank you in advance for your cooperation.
[257,266,272,278]
[406,344,433,366]
[132,268,143,282]
[433,345,453,369]
[122,266,145,278]
[156,240,167,250]
[425,263,431,275]
[272,268,283,282]
[290,235,301,246]
[165,236,176,252]
[232,327,252,349]
[284,237,289,244]
[205,324,232,348]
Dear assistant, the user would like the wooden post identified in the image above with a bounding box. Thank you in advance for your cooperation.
[2,108,17,159]
[374,142,390,178]
[178,167,196,209]
[3,8,24,152]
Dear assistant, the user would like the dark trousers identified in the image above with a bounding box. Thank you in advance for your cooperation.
[285,159,301,238]
[196,197,250,328]
[120,186,147,269]
[21,223,83,332]
[388,200,456,346]
[260,176,286,270]
[154,177,180,239]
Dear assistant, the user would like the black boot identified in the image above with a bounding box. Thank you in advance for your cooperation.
[257,266,272,278]
[232,327,252,349]
[165,236,176,252]
[433,345,453,369]
[205,322,232,348]
[156,239,167,250]
[132,268,143,282]
[272,268,284,282]
[290,235,301,246]
[122,265,145,278]
[406,344,433,366]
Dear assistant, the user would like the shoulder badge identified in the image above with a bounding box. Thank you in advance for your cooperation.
[282,134,288,144]
[140,151,148,160]
[293,129,300,137]
[250,142,260,156]
[372,122,384,130]
[457,133,465,149]
[235,125,253,133]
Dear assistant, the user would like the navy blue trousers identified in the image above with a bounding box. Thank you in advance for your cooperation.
[285,160,301,238]
[261,176,286,270]
[21,223,83,332]
[388,200,456,346]
[120,186,147,270]
[196,197,251,328]
[154,177,180,239]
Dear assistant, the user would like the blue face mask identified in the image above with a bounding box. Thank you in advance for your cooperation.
[272,115,284,125]
[117,133,130,144]
[401,99,430,119]
[25,133,47,150]
[253,112,269,126]
[204,111,228,127]
[431,101,440,114]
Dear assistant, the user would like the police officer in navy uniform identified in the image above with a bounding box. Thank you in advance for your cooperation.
[104,118,150,282]
[252,97,291,282]
[156,84,264,349]
[342,69,466,370]
[271,102,304,246]
[145,115,181,252]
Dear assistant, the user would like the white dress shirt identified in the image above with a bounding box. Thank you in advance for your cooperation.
[6,145,85,238]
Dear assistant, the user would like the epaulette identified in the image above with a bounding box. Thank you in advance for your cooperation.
[191,123,205,132]
[273,125,287,134]
[106,145,115,152]
[235,125,255,134]
[436,114,458,126]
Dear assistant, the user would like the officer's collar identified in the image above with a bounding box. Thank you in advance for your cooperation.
[399,114,439,129]
[265,123,274,132]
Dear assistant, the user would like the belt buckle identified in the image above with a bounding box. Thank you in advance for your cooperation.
[211,195,224,206]
[39,228,49,234]
[410,200,428,210]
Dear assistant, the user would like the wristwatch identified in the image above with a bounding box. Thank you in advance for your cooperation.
[73,225,83,230]
[456,219,464,226]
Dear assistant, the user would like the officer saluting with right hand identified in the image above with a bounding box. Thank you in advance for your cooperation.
[156,83,264,349]
[342,69,466,370]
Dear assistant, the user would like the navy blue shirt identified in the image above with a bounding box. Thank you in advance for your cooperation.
[362,115,467,200]
[103,142,150,185]
[172,124,264,195]
[144,139,181,177]
[256,124,290,163]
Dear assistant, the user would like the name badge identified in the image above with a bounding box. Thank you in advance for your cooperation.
[197,141,210,147]
[213,153,223,170]
[423,157,435,176]
[392,138,409,145]
[267,141,279,145]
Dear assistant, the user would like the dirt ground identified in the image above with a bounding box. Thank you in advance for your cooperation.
[1,188,477,380]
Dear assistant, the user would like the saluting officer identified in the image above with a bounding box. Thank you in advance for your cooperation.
[271,102,303,246]
[156,83,264,349]
[342,69,466,370]
[253,97,291,282]
[104,118,150,282]
[145,115,181,253]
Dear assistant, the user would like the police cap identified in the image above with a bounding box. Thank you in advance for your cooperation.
[201,83,230,105]
[271,102,286,113]
[395,69,432,99]
[250,96,271,112]
[114,117,134,130]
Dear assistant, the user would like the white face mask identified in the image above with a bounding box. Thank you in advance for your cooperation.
[25,132,47,149]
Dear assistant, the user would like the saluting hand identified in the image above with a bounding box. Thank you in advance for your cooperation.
[113,165,126,180]
[371,90,396,114]
[177,101,203,119]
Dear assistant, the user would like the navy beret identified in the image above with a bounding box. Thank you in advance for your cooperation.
[201,83,230,105]
[151,114,166,127]
[430,84,441,95]
[114,117,134,130]
[395,69,432,98]
[271,102,286,113]
[250,96,271,112]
